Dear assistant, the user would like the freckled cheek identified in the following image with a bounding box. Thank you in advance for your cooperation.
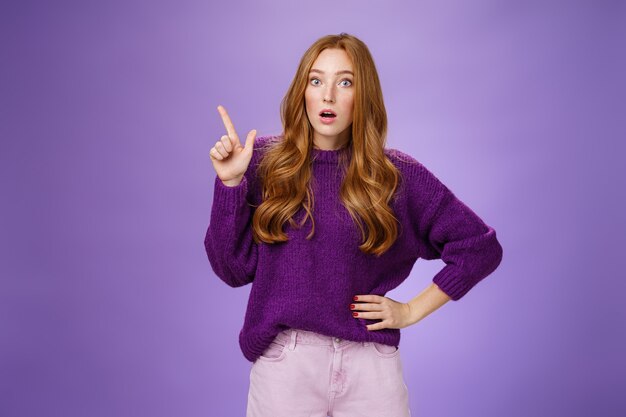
[341,101,354,120]
[305,92,319,106]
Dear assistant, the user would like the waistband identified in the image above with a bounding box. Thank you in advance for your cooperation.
[273,328,372,351]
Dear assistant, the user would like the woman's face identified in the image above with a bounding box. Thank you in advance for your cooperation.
[304,48,354,149]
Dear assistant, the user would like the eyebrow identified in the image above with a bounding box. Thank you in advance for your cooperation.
[309,69,354,76]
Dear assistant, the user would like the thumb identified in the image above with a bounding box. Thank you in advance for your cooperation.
[244,129,257,153]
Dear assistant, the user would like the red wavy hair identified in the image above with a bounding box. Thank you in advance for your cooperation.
[252,33,408,257]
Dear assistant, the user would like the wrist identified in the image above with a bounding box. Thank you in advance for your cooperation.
[221,175,244,187]
[405,300,423,326]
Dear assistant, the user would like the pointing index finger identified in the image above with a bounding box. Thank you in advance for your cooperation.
[217,105,239,142]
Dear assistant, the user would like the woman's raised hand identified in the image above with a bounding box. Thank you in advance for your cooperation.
[210,105,257,186]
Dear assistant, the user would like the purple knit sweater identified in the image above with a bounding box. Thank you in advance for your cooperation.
[204,135,503,363]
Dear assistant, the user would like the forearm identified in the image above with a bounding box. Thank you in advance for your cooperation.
[204,175,257,287]
[406,283,451,326]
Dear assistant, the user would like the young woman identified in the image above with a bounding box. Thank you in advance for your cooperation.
[205,33,503,417]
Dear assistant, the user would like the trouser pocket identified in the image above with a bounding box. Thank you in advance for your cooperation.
[257,337,289,362]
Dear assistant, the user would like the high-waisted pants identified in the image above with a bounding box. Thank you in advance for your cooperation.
[246,327,411,417]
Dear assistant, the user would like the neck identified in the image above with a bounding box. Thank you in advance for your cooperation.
[312,130,352,150]
[312,138,351,151]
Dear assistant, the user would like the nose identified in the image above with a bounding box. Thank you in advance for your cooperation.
[323,85,336,103]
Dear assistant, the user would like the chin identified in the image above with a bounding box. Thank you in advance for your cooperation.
[315,125,348,135]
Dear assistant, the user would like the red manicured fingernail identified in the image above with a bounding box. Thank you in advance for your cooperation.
[350,304,355,309]
[353,296,358,301]
[353,312,358,317]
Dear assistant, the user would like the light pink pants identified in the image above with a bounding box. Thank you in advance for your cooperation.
[246,328,411,417]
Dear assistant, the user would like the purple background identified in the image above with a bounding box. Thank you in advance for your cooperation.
[1,1,625,416]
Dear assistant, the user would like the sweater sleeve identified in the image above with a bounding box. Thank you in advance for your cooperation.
[407,160,503,301]
[203,139,268,288]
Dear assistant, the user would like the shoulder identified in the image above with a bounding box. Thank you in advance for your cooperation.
[253,134,281,152]
[384,147,443,186]
[249,134,281,165]
[384,147,453,210]
[250,134,282,164]
[384,147,420,168]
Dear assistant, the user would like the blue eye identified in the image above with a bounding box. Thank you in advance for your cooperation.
[309,77,352,87]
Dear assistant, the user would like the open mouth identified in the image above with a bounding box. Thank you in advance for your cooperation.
[319,110,337,118]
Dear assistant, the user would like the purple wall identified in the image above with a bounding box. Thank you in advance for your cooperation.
[1,1,625,416]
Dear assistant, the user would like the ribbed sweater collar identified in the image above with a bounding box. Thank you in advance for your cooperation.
[310,143,353,164]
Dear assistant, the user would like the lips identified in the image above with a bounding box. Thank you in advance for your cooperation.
[319,108,337,118]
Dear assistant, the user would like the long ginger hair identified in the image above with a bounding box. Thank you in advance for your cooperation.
[252,33,404,257]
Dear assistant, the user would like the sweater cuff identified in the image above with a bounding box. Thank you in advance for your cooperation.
[213,175,248,208]
[432,264,473,301]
